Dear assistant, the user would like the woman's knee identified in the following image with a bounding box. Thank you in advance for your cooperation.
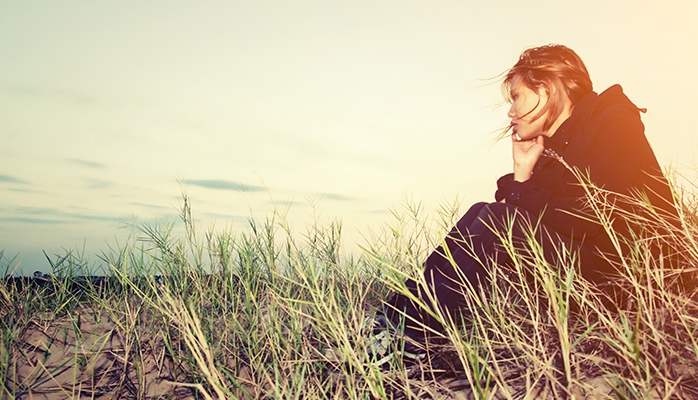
[454,202,489,229]
[477,202,520,219]
[475,202,539,235]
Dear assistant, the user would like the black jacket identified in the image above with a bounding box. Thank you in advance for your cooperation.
[495,85,675,257]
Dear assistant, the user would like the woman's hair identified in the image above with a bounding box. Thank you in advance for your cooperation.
[503,44,593,134]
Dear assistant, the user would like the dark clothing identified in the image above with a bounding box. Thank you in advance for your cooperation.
[386,202,599,340]
[385,85,676,340]
[495,85,676,281]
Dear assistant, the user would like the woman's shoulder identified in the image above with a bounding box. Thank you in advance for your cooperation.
[583,86,650,153]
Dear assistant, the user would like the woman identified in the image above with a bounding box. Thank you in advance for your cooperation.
[381,44,676,348]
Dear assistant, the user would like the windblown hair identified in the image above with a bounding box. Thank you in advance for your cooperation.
[503,44,593,134]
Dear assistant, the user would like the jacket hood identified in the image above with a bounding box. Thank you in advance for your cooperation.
[547,85,642,148]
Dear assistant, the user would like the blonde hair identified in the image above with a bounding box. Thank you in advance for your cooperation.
[503,45,593,134]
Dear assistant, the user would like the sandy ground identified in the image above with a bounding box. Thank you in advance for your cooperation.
[6,312,190,399]
[6,310,693,399]
[6,316,613,400]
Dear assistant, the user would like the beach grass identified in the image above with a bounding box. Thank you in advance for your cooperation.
[2,184,697,399]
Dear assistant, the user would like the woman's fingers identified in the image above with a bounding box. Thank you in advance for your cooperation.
[511,134,545,182]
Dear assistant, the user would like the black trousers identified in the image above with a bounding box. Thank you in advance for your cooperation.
[384,202,599,341]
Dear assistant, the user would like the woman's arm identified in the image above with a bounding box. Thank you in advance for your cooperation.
[497,106,657,239]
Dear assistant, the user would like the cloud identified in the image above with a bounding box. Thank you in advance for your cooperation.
[67,158,107,169]
[188,180,265,192]
[128,202,169,210]
[86,180,112,189]
[13,207,118,223]
[0,174,28,184]
[0,216,67,224]
[1,85,98,105]
[322,193,356,202]
[7,188,41,193]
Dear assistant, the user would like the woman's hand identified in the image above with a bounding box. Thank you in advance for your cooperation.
[512,134,544,182]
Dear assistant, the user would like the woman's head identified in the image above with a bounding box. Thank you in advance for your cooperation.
[503,45,593,138]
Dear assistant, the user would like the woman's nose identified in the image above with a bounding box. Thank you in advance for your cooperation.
[507,105,515,119]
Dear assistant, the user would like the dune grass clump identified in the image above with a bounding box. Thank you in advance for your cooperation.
[1,184,697,399]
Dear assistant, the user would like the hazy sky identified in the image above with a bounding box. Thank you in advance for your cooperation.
[2,1,697,275]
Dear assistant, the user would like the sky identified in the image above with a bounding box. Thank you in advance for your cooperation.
[1,1,697,275]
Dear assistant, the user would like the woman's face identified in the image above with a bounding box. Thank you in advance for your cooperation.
[507,77,550,140]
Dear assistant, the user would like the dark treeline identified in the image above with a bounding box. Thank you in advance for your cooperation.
[2,274,166,299]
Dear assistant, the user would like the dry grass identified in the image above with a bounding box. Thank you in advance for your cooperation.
[1,184,697,399]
